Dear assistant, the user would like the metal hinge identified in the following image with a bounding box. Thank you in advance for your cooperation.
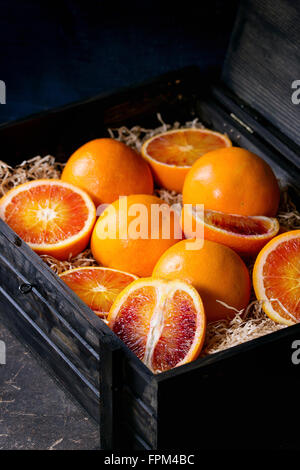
[230,113,254,134]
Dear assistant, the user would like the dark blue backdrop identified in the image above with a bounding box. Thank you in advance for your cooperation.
[0,0,238,124]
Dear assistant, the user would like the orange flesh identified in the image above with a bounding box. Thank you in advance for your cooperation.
[262,237,300,321]
[112,286,156,360]
[111,285,200,373]
[151,290,197,372]
[4,185,89,244]
[204,210,270,236]
[61,268,136,318]
[146,130,229,166]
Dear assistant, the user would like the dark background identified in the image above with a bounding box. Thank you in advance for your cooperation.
[0,0,239,125]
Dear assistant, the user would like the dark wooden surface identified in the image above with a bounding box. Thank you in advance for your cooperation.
[0,321,99,450]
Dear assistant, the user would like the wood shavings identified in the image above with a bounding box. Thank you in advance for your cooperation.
[277,186,300,230]
[202,301,286,356]
[0,156,64,197]
[40,249,98,275]
[108,113,205,152]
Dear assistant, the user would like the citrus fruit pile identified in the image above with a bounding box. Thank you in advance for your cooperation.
[0,123,298,373]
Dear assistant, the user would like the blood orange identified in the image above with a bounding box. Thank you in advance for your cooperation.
[0,179,96,260]
[61,138,153,205]
[153,239,251,322]
[181,205,280,256]
[182,147,280,216]
[141,128,231,193]
[60,267,137,320]
[253,230,300,325]
[108,278,206,373]
[91,194,182,277]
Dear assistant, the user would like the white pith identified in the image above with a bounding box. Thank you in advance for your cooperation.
[143,287,167,369]
[36,207,57,223]
[60,266,138,278]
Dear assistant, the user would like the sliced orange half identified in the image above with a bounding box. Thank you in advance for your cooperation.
[108,277,206,373]
[181,204,280,257]
[0,179,96,260]
[253,230,300,325]
[141,128,231,193]
[60,267,137,320]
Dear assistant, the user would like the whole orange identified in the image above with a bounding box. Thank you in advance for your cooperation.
[182,147,280,216]
[152,238,251,322]
[91,194,182,277]
[61,138,153,205]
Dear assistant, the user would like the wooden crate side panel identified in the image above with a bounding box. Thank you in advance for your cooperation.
[0,219,118,347]
[0,231,104,385]
[120,386,158,449]
[195,97,300,193]
[156,326,300,449]
[0,291,100,421]
[99,337,158,449]
[0,252,99,386]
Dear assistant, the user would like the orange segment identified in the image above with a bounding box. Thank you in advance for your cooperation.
[60,267,137,320]
[108,278,206,373]
[253,230,300,325]
[111,285,156,360]
[141,128,231,193]
[181,205,280,256]
[151,290,199,372]
[0,179,96,260]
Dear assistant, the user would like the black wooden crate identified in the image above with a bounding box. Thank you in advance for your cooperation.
[1,0,300,450]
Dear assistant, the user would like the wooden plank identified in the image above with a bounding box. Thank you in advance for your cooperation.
[99,337,156,449]
[222,0,300,149]
[120,385,157,449]
[99,337,123,449]
[195,96,300,193]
